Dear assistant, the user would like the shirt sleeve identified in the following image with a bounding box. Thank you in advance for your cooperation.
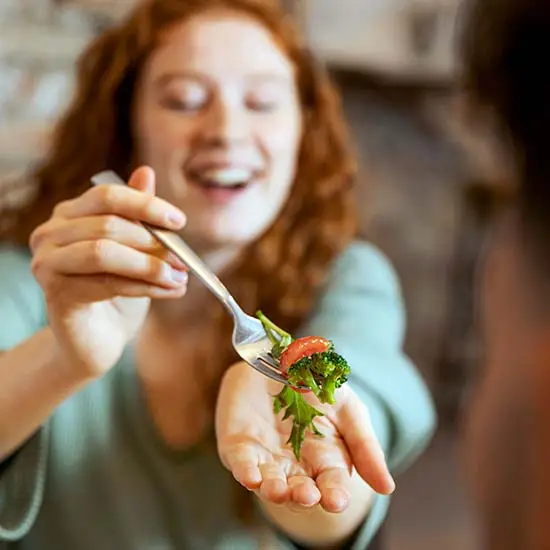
[297,240,437,548]
[0,244,49,542]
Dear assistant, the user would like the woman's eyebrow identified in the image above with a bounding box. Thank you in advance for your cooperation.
[153,70,211,89]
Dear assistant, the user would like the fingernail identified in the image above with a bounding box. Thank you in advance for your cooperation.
[171,256,188,270]
[166,211,186,228]
[325,488,349,512]
[387,475,396,493]
[171,269,188,284]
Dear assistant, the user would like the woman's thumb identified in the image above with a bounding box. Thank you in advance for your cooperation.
[129,165,156,195]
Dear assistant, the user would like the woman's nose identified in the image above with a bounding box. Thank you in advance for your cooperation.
[201,98,249,146]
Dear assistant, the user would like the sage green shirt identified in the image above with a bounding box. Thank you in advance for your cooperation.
[0,240,436,549]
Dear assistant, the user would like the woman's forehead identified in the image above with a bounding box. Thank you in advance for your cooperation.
[146,9,295,81]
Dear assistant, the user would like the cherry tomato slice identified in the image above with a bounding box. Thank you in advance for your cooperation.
[280,336,331,373]
[279,336,331,394]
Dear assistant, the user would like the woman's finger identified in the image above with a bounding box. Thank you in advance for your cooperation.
[50,273,188,302]
[29,216,186,270]
[259,462,290,504]
[288,475,320,508]
[336,395,395,495]
[53,183,186,231]
[128,165,156,195]
[220,442,262,491]
[31,215,156,252]
[32,239,188,290]
[315,467,352,513]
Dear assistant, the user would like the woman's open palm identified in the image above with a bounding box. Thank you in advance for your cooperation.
[216,362,395,513]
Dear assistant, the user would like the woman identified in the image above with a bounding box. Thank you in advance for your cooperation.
[461,0,550,548]
[0,1,435,548]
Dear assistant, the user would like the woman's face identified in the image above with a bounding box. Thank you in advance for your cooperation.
[133,9,303,250]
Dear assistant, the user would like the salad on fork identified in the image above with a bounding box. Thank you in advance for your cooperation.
[256,311,351,460]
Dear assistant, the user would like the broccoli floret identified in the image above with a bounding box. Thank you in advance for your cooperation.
[313,349,350,386]
[287,348,351,405]
[286,357,320,393]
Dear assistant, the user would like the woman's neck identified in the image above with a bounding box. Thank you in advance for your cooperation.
[201,243,242,273]
[132,240,244,449]
[182,233,243,272]
[151,241,242,323]
[135,298,221,450]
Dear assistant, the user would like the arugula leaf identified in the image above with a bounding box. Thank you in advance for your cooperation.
[273,386,324,460]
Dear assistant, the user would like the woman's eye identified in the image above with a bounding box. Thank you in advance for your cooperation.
[162,97,206,112]
[160,83,208,112]
[246,98,279,113]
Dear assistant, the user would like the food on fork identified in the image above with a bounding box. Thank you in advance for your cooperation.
[256,311,351,460]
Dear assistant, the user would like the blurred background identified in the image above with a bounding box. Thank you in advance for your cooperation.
[0,1,510,548]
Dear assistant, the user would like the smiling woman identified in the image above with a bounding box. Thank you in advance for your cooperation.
[132,9,303,248]
[0,1,435,549]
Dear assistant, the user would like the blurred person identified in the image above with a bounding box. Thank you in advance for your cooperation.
[461,0,550,548]
[0,1,435,548]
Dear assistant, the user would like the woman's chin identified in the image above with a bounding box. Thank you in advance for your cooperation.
[182,226,249,253]
[191,225,266,253]
[183,202,281,252]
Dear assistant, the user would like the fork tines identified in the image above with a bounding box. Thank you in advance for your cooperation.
[251,356,288,385]
[258,353,280,370]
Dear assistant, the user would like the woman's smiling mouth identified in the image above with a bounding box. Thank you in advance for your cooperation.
[186,165,262,204]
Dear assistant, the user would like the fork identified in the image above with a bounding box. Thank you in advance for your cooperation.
[90,170,293,386]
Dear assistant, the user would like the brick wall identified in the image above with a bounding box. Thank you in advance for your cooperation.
[0,1,138,177]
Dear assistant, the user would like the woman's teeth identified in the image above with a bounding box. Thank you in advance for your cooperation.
[197,168,253,188]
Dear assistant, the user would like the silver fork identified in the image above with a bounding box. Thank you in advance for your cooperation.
[90,170,292,386]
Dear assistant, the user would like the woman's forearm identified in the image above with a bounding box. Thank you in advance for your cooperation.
[0,327,91,460]
[258,470,375,548]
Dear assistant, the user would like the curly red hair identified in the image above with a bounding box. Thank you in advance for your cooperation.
[0,0,357,406]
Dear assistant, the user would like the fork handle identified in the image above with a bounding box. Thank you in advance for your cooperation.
[90,171,242,317]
